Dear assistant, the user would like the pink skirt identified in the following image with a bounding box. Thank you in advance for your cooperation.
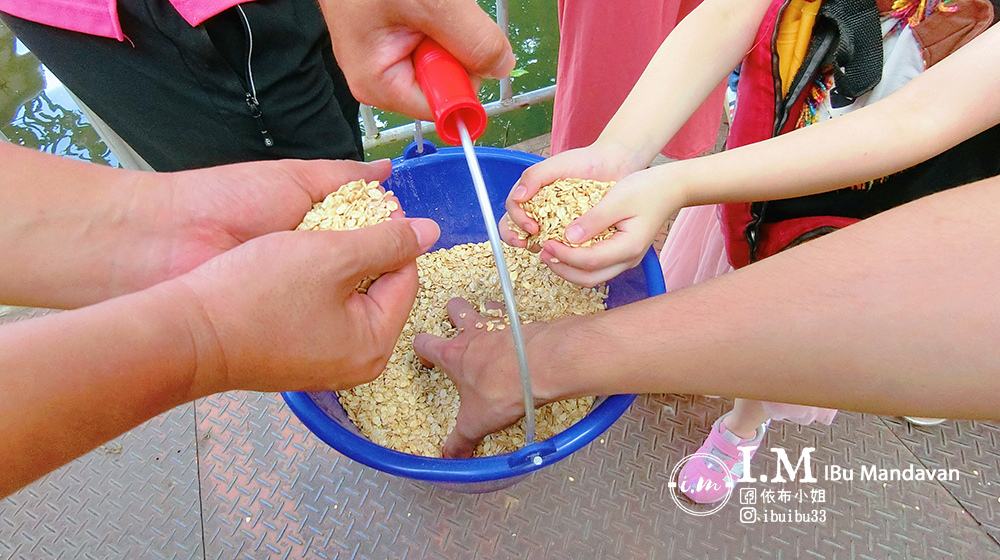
[659,205,838,426]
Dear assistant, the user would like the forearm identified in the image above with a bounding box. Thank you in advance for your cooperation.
[0,143,151,308]
[541,174,1000,419]
[671,23,1000,207]
[597,0,771,169]
[0,281,219,496]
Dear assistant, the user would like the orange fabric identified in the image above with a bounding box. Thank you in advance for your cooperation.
[776,0,823,96]
[550,0,724,159]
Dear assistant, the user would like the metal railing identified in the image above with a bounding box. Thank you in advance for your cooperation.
[359,0,555,150]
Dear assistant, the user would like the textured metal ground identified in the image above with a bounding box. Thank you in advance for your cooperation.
[3,303,999,560]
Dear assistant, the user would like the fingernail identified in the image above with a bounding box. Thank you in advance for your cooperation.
[410,219,440,251]
[491,50,516,78]
[511,184,527,200]
[565,224,585,243]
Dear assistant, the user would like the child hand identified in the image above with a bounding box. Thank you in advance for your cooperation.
[535,166,683,287]
[500,144,637,249]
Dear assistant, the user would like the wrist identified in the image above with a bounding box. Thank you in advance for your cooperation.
[530,315,592,404]
[589,137,650,177]
[658,162,698,220]
[149,278,229,401]
[110,172,180,293]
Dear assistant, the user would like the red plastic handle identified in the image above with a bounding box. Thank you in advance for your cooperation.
[413,37,488,146]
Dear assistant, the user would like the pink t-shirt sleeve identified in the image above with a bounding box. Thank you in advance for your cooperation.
[0,0,123,40]
[0,0,249,40]
[168,0,249,27]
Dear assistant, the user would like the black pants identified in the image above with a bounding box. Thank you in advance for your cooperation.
[2,0,362,171]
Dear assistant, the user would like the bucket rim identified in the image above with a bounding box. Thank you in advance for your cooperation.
[282,390,637,483]
[395,144,545,166]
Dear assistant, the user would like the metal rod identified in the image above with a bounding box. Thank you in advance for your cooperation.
[457,119,536,446]
[362,85,556,150]
[360,104,379,140]
[497,0,513,104]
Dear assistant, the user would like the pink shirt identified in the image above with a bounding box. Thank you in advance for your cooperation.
[550,0,724,160]
[0,0,249,41]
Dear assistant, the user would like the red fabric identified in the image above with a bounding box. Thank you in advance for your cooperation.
[720,0,860,268]
[755,216,859,258]
[719,0,784,269]
[550,0,724,158]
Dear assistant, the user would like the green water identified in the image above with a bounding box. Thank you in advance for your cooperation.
[0,1,557,166]
[0,20,117,165]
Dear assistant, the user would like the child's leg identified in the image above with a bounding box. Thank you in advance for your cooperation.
[679,400,837,504]
[722,398,770,439]
[678,402,770,504]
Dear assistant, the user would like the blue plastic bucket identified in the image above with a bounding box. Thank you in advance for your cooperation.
[283,141,666,493]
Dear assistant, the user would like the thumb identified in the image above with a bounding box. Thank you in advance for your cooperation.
[343,218,440,285]
[443,405,484,459]
[423,3,515,79]
[564,197,622,246]
[513,161,565,204]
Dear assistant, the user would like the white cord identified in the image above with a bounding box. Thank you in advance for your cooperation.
[236,5,258,101]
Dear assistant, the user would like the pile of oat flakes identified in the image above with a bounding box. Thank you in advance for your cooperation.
[298,178,608,457]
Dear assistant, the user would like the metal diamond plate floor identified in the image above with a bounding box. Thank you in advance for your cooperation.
[3,306,1000,559]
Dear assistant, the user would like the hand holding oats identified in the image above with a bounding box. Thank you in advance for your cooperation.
[0,147,393,310]
[531,166,686,287]
[173,217,440,394]
[503,167,682,287]
[297,178,404,292]
[500,144,636,249]
[0,143,442,497]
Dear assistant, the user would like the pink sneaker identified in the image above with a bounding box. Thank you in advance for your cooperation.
[678,414,767,504]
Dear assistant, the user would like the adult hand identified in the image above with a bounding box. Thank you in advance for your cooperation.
[320,0,515,119]
[499,144,640,250]
[0,213,438,497]
[173,217,441,395]
[125,158,394,303]
[0,144,396,310]
[413,298,559,458]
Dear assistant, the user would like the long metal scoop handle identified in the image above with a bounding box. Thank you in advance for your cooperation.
[457,119,536,446]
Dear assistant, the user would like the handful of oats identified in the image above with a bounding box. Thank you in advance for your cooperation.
[297,179,398,292]
[297,180,606,458]
[510,178,617,248]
